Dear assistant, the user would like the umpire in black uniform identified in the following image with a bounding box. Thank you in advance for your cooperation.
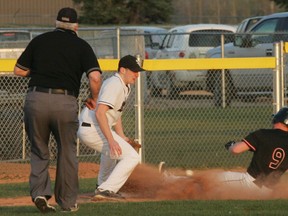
[13,7,102,213]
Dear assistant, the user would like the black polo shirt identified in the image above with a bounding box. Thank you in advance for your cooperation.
[16,28,101,97]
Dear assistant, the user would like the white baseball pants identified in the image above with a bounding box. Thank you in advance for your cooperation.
[77,123,140,193]
[216,171,272,196]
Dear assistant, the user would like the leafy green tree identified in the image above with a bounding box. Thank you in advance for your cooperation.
[271,0,288,10]
[73,0,173,25]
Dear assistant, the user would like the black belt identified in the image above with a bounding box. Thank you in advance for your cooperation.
[28,86,76,97]
[81,122,91,127]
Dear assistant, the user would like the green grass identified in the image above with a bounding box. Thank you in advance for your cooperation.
[1,199,288,215]
[1,178,288,215]
[123,105,273,168]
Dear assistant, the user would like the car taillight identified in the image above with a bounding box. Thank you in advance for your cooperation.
[179,51,185,58]
[2,33,15,36]
[145,51,149,59]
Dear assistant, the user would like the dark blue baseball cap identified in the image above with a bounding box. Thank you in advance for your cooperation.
[118,55,145,72]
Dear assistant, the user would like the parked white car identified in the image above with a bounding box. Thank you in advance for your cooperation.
[205,12,288,106]
[91,26,167,59]
[0,30,42,96]
[149,24,236,98]
[0,30,35,59]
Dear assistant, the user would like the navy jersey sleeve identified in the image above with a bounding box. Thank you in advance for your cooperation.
[242,130,263,151]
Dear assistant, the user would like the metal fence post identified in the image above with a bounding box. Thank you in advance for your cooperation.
[22,122,26,159]
[116,27,120,59]
[135,54,144,163]
[279,41,285,108]
[220,34,226,108]
[273,41,285,113]
[76,99,81,157]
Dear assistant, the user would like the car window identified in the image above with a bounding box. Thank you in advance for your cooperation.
[236,21,246,33]
[250,18,279,44]
[245,18,262,32]
[0,32,31,41]
[144,34,153,47]
[151,32,166,45]
[251,18,279,33]
[161,30,177,48]
[236,17,262,33]
[144,31,166,49]
[189,30,234,47]
[281,18,288,31]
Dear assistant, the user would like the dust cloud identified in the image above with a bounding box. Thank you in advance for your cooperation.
[121,164,288,200]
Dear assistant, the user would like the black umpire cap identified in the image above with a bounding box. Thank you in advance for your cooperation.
[56,7,78,23]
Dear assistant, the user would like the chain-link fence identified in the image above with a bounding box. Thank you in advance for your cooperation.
[0,29,286,175]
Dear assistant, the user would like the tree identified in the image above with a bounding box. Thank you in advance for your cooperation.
[73,0,173,25]
[271,0,288,10]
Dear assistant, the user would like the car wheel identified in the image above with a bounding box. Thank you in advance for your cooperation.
[150,85,162,97]
[167,72,180,99]
[240,95,257,102]
[208,70,235,107]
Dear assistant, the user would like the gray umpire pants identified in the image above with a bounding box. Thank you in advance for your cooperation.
[24,90,79,209]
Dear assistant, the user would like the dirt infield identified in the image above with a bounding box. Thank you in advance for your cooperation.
[0,162,99,206]
[1,163,288,207]
[0,162,99,184]
[0,162,165,206]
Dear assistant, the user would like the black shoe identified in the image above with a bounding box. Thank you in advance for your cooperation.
[94,185,122,197]
[93,189,125,200]
[94,184,99,194]
[34,196,56,213]
[61,204,79,213]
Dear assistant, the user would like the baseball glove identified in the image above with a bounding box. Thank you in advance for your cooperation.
[85,97,96,110]
[127,138,141,153]
[224,141,236,150]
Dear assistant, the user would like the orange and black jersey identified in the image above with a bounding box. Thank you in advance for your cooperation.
[243,129,288,187]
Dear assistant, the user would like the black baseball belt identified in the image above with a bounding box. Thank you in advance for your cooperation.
[81,122,91,127]
[28,86,76,97]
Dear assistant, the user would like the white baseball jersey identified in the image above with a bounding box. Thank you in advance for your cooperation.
[77,72,139,193]
[79,73,130,127]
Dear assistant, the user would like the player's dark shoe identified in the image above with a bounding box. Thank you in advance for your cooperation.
[93,189,125,201]
[34,196,56,213]
[61,203,79,213]
[94,184,122,196]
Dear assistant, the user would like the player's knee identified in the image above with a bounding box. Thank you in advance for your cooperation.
[130,152,141,165]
